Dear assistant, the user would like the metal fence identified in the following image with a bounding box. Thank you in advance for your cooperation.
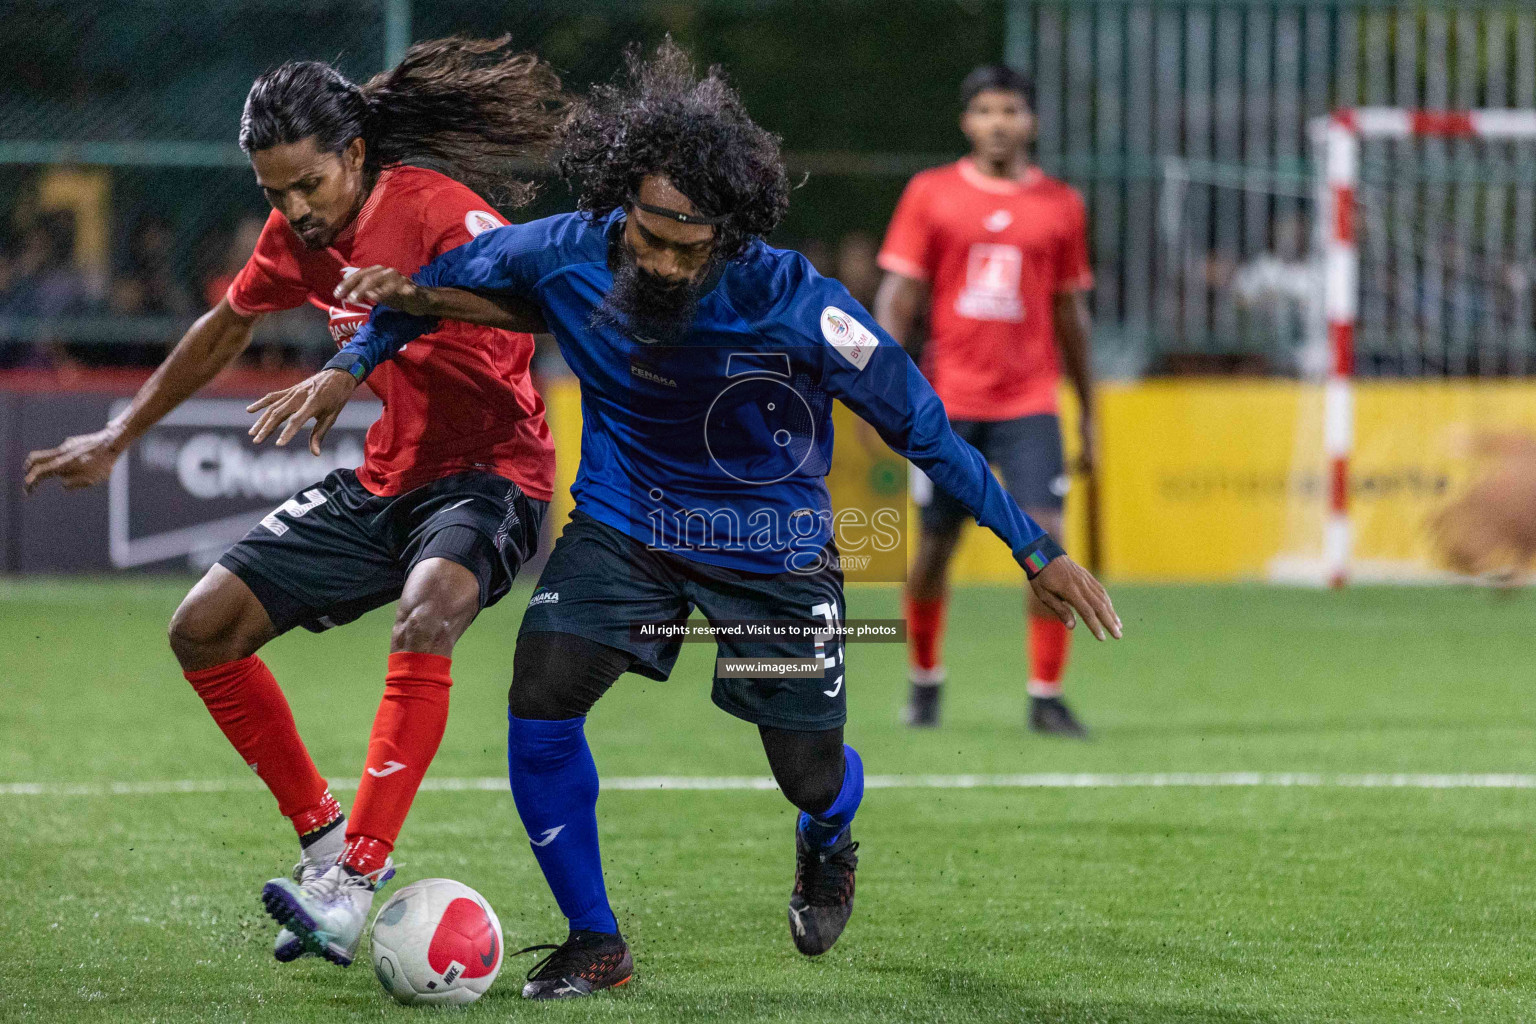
[1008,0,1536,375]
[1352,131,1536,377]
[4,1,1536,375]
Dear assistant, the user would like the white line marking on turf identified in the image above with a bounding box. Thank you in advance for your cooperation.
[4,772,1536,798]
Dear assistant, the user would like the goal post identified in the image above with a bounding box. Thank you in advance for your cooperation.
[1298,108,1536,586]
[1321,114,1358,588]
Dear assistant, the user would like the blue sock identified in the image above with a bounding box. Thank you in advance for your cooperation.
[507,713,618,935]
[797,745,864,847]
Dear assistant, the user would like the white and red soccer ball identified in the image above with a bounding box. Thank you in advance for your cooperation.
[369,878,503,1005]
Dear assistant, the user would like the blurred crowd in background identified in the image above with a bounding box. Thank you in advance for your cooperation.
[0,192,888,376]
[1,205,339,371]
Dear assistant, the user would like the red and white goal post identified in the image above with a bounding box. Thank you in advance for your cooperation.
[1313,108,1536,586]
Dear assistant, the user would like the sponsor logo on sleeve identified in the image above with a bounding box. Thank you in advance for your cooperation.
[820,306,879,371]
[464,210,502,237]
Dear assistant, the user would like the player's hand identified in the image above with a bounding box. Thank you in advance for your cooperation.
[1029,555,1122,641]
[22,426,126,493]
[247,369,358,455]
[333,265,430,315]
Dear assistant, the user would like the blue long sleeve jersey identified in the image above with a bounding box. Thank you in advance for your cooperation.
[338,209,1060,576]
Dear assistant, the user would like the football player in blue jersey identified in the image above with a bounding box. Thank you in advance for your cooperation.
[251,41,1120,999]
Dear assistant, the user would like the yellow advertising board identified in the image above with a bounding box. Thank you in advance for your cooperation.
[543,377,584,538]
[1096,379,1536,581]
[1339,380,1536,578]
[541,376,1536,583]
[1096,380,1304,581]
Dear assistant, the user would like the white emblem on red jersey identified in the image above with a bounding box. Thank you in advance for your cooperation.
[955,244,1025,322]
[465,210,501,237]
[984,209,1013,232]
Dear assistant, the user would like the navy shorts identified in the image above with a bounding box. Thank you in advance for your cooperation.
[519,510,848,732]
[917,413,1067,533]
[219,468,546,635]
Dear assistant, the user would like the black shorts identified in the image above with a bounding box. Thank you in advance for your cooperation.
[219,468,546,635]
[519,510,847,732]
[917,413,1067,533]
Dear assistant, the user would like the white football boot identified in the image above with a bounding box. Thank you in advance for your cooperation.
[272,823,348,962]
[262,858,395,967]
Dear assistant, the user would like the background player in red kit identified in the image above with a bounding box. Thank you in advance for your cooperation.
[22,37,564,964]
[875,65,1097,736]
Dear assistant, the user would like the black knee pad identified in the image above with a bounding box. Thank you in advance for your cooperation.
[760,726,846,814]
[508,630,635,720]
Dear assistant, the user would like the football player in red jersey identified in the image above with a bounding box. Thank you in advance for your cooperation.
[875,65,1097,737]
[23,36,564,965]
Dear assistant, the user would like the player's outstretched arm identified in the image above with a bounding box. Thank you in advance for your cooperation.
[874,381,1122,640]
[332,265,547,333]
[324,219,557,382]
[23,297,258,493]
[804,278,1121,639]
[873,378,1121,639]
[830,355,1122,639]
[245,265,548,454]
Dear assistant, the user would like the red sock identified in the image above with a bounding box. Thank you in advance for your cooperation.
[1027,612,1072,697]
[184,655,339,837]
[904,590,948,681]
[343,652,453,874]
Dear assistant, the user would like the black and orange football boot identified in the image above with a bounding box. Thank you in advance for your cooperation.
[787,827,859,956]
[516,930,633,999]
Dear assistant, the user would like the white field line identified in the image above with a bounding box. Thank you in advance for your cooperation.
[3,772,1536,798]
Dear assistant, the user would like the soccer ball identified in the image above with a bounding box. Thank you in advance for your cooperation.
[369,878,503,1005]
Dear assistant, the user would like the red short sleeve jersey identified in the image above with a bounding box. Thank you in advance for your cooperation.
[878,158,1092,421]
[228,166,554,500]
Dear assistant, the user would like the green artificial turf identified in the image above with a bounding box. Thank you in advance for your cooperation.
[2,579,1533,1022]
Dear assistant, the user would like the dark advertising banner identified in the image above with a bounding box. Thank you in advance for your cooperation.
[6,392,380,573]
[105,398,378,570]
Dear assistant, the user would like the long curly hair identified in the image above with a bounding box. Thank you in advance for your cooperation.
[558,38,790,259]
[239,35,566,209]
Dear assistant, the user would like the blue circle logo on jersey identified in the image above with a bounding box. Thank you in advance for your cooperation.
[704,354,818,486]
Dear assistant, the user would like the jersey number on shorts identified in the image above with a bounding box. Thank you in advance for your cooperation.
[812,601,845,698]
[260,489,328,537]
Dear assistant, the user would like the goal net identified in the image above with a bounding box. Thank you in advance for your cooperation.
[1271,109,1536,585]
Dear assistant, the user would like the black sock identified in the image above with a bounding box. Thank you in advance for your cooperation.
[909,682,941,707]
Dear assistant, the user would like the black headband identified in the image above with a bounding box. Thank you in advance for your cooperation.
[628,197,729,226]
